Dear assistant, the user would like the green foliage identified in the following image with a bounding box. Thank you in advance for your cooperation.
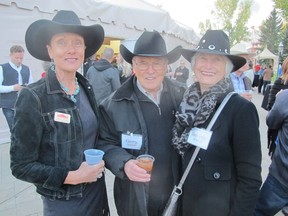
[259,9,282,54]
[274,0,288,21]
[273,0,288,59]
[281,28,288,59]
[198,0,252,45]
[198,19,213,36]
[214,0,238,28]
[273,0,288,33]
[229,0,252,45]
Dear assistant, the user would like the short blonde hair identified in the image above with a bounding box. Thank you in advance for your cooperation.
[281,57,288,85]
[10,45,24,54]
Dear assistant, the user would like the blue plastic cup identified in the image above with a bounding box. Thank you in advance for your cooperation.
[84,149,104,165]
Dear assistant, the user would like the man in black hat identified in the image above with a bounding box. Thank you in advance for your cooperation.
[97,31,185,216]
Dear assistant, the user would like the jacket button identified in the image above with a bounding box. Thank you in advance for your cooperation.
[213,172,221,179]
[196,157,201,163]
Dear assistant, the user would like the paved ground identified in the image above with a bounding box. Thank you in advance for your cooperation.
[0,90,284,216]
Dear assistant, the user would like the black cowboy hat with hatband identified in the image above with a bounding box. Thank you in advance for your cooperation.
[25,10,104,61]
[120,31,181,64]
[181,30,246,71]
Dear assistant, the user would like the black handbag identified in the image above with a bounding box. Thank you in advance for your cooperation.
[162,92,236,216]
[261,83,272,111]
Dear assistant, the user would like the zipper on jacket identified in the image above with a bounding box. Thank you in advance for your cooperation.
[157,105,161,115]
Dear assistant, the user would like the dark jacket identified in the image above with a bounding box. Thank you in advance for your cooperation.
[10,69,105,200]
[174,66,189,83]
[267,78,288,110]
[97,76,185,216]
[267,89,288,189]
[266,78,288,156]
[181,94,262,216]
[86,59,121,105]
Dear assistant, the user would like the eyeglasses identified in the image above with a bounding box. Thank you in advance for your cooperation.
[133,60,166,71]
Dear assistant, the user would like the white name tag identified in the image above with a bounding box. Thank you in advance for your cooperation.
[121,133,142,150]
[54,112,71,124]
[187,127,212,150]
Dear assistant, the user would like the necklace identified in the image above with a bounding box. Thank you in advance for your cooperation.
[60,77,80,103]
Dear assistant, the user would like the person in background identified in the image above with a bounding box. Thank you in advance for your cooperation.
[262,65,273,94]
[278,63,283,77]
[254,89,288,216]
[267,58,288,110]
[230,62,253,100]
[10,10,109,216]
[97,31,185,216]
[83,53,97,77]
[173,59,189,84]
[40,61,51,78]
[258,65,265,94]
[245,61,255,84]
[116,52,132,84]
[165,64,174,78]
[173,30,262,216]
[252,64,261,88]
[0,45,33,132]
[229,43,253,101]
[266,56,288,216]
[266,57,288,157]
[86,47,121,105]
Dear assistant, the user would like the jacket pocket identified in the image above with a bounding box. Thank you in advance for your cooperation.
[43,109,77,144]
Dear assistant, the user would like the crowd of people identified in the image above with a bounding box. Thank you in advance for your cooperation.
[1,9,287,216]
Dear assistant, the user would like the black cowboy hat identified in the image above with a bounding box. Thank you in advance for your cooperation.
[181,30,246,71]
[25,10,104,61]
[120,31,181,64]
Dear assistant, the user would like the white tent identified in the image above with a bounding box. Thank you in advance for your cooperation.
[255,47,279,73]
[0,0,199,143]
[0,0,199,76]
[255,47,278,61]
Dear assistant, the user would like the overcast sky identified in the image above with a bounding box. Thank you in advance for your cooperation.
[144,0,274,33]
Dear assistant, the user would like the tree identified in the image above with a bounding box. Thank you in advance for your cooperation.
[274,0,288,22]
[198,0,252,46]
[274,0,288,58]
[280,28,288,60]
[198,19,213,36]
[258,9,282,54]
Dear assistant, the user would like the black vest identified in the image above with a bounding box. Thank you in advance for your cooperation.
[0,63,30,108]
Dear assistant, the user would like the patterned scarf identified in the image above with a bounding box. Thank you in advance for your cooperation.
[172,77,233,157]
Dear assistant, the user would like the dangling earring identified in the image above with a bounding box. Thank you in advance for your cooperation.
[50,59,55,72]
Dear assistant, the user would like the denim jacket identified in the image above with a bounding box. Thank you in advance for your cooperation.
[10,69,99,200]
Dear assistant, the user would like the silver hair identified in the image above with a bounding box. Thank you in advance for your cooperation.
[190,53,234,76]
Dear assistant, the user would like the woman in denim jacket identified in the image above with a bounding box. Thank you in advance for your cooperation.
[10,10,109,216]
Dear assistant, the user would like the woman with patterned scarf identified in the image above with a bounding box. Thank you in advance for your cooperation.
[172,30,262,216]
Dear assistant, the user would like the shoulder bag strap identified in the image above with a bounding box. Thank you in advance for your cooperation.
[175,91,236,193]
